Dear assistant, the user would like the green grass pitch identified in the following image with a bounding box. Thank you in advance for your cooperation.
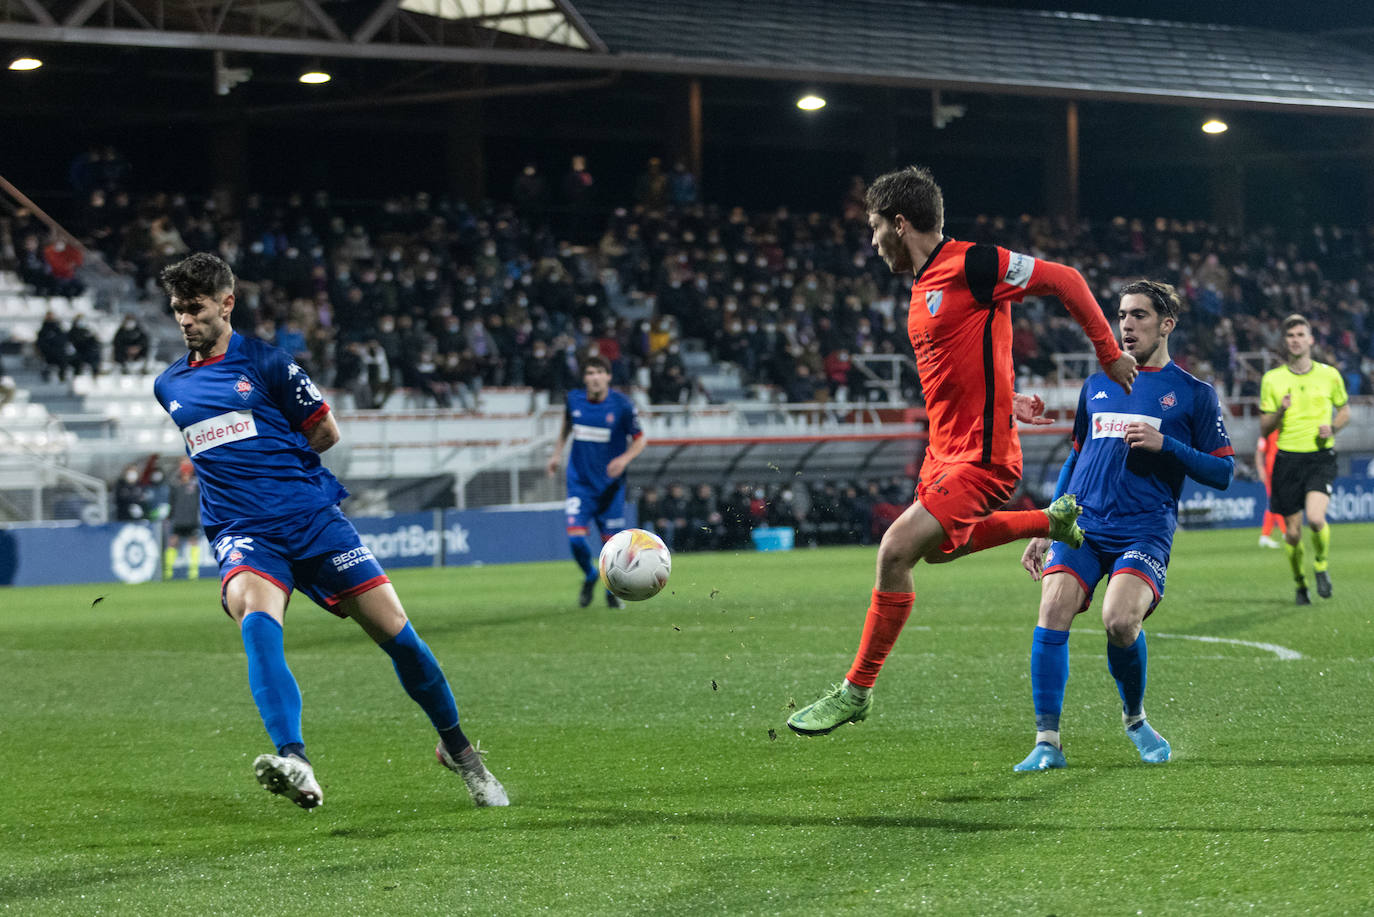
[2,525,1372,915]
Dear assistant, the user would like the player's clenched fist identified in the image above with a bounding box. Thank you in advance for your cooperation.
[1105,352,1138,394]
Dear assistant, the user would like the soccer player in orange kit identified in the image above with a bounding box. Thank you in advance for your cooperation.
[788,166,1137,736]
[1255,430,1284,548]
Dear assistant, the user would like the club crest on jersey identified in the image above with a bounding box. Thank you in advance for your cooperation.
[1159,391,1177,410]
[228,550,244,564]
[925,290,943,316]
[605,412,614,423]
[235,375,253,400]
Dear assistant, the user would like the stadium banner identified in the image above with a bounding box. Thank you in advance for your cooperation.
[0,521,165,587]
[1177,476,1374,529]
[441,507,588,566]
[12,484,1374,587]
[0,507,602,586]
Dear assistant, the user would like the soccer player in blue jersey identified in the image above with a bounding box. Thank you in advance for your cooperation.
[545,356,647,608]
[1013,280,1235,771]
[154,253,507,811]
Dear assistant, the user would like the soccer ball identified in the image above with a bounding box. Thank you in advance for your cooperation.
[598,528,672,602]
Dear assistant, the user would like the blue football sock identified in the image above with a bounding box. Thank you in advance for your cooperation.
[380,622,469,753]
[1107,632,1148,719]
[570,536,598,581]
[240,612,304,754]
[1031,626,1070,733]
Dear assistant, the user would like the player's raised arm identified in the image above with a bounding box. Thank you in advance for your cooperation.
[1023,260,1136,393]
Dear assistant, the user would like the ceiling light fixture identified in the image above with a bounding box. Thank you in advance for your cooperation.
[299,64,331,84]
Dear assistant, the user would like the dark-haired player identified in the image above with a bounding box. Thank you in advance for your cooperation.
[154,252,507,810]
[1014,281,1234,770]
[546,355,647,608]
[788,165,1137,737]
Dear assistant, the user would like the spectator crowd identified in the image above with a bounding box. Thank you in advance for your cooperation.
[4,153,1374,412]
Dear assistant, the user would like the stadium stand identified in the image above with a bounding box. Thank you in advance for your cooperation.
[4,182,1374,525]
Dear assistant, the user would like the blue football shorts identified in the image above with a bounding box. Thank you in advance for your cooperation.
[210,504,390,617]
[565,478,627,539]
[1042,525,1172,617]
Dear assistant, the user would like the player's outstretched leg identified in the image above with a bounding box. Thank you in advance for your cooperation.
[436,741,510,807]
[788,589,910,736]
[253,752,323,809]
[1045,494,1085,548]
[378,620,510,806]
[240,611,313,805]
[787,682,872,736]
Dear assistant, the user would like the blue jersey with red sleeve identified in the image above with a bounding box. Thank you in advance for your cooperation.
[154,332,347,532]
[564,388,642,495]
[1065,362,1234,534]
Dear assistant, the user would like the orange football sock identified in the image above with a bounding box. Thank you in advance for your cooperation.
[963,510,1048,554]
[845,590,916,688]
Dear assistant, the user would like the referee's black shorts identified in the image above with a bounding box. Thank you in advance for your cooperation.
[1269,449,1337,516]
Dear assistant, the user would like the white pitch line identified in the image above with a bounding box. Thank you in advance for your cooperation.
[1153,632,1303,661]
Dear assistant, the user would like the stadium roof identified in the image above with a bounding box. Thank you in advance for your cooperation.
[4,0,1374,113]
[568,0,1374,113]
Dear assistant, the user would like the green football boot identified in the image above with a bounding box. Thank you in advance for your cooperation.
[1045,494,1085,548]
[787,683,872,736]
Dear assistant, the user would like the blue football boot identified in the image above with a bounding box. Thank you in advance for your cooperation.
[1013,741,1067,772]
[1126,719,1171,764]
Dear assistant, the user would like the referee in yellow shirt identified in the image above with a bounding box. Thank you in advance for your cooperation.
[1259,314,1350,605]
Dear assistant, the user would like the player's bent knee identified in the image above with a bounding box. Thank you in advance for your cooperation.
[224,570,288,624]
[1102,615,1142,647]
[1036,578,1082,629]
[343,583,409,643]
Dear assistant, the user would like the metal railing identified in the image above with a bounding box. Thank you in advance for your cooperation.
[0,425,108,522]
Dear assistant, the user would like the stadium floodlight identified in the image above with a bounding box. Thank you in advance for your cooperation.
[299,63,332,84]
[796,94,826,111]
[7,54,42,71]
[1202,119,1228,134]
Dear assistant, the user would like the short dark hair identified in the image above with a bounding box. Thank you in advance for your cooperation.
[581,355,611,374]
[863,165,944,233]
[159,252,235,303]
[1282,313,1310,332]
[1119,279,1182,323]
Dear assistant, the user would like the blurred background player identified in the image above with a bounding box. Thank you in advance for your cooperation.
[787,165,1137,738]
[1255,430,1284,548]
[546,355,647,609]
[163,458,202,580]
[1259,314,1350,605]
[1013,281,1235,771]
[154,252,507,811]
